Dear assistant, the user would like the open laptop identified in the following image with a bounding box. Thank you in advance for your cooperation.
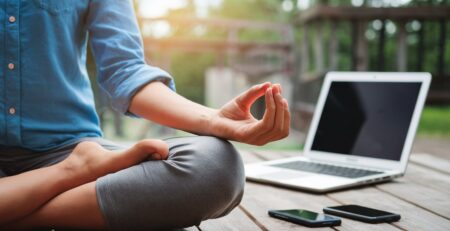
[245,72,431,192]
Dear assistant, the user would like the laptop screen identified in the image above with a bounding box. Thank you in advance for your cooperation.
[311,81,422,161]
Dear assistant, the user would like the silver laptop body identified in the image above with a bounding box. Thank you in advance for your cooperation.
[245,72,431,192]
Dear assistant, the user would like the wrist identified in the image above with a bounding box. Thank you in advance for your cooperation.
[204,108,220,137]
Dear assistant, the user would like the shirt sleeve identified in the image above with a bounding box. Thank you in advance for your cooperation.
[86,0,175,116]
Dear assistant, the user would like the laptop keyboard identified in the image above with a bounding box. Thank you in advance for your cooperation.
[271,161,383,179]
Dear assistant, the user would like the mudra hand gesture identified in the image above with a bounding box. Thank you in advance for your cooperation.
[210,82,290,146]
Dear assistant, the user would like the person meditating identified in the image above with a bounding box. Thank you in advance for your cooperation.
[0,1,290,230]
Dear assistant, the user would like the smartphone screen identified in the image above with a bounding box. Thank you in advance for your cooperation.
[328,205,393,217]
[276,209,330,221]
[269,209,341,227]
[323,205,401,223]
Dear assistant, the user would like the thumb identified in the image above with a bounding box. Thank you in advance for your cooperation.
[236,82,271,111]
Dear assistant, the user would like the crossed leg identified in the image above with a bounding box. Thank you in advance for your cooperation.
[0,139,169,229]
[4,181,103,230]
[1,137,245,231]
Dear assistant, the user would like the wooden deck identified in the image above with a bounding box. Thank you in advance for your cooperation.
[189,150,450,231]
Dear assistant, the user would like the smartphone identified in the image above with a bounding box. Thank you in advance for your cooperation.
[268,209,341,227]
[323,205,401,223]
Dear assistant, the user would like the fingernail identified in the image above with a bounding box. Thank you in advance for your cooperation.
[272,86,278,94]
[150,154,161,160]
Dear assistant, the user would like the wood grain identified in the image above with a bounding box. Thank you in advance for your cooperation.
[328,186,450,230]
[410,153,450,175]
[200,150,450,230]
[199,207,262,231]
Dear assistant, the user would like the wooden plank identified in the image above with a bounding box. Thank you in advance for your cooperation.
[313,23,325,73]
[328,21,339,71]
[243,151,399,231]
[409,153,450,175]
[257,152,450,219]
[377,178,450,220]
[405,163,450,192]
[257,151,450,220]
[144,38,292,53]
[437,19,446,75]
[416,20,425,71]
[243,182,398,231]
[396,21,407,72]
[375,163,450,220]
[242,151,450,230]
[296,6,450,24]
[242,182,334,231]
[199,207,262,231]
[328,186,450,231]
[143,16,290,32]
[351,20,368,71]
[377,20,386,71]
[238,150,264,164]
[300,25,310,74]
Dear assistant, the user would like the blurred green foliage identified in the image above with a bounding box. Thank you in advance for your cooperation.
[418,106,450,136]
[89,0,449,139]
[170,53,215,104]
[157,0,449,104]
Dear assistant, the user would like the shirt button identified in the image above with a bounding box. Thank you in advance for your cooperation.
[9,16,16,23]
[8,63,14,70]
[9,107,16,115]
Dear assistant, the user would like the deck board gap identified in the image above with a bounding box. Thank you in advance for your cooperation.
[375,186,450,220]
[250,151,272,161]
[238,205,268,231]
[409,161,450,176]
[326,190,403,231]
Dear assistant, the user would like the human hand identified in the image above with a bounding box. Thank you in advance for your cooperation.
[210,82,290,146]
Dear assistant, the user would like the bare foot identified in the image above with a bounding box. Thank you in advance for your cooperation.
[58,139,169,182]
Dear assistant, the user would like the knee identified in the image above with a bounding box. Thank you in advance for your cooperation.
[175,136,246,219]
[95,136,246,230]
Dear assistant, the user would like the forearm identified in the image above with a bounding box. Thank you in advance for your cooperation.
[129,81,218,136]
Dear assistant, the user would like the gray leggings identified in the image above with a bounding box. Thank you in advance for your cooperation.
[0,136,245,231]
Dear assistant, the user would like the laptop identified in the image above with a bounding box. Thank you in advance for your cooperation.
[245,72,431,192]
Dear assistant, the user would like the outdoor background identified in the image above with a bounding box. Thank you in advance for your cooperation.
[87,0,449,158]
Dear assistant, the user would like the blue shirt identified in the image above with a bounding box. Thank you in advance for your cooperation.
[0,0,175,151]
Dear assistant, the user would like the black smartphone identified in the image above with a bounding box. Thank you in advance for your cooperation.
[323,205,401,223]
[268,209,341,227]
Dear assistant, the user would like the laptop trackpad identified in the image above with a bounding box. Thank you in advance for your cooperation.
[257,171,353,189]
[259,170,312,180]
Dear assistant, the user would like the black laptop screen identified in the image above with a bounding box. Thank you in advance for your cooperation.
[311,81,422,161]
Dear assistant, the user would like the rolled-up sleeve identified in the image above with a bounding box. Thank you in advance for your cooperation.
[86,0,175,116]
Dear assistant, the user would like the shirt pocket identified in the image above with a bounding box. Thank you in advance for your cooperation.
[33,0,75,15]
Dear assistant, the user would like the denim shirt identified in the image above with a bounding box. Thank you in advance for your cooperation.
[0,0,175,151]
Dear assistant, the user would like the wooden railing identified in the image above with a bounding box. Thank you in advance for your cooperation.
[295,5,450,104]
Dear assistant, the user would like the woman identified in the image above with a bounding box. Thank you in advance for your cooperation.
[0,0,290,230]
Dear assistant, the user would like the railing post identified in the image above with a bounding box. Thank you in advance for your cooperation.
[397,21,407,72]
[437,19,446,76]
[313,22,325,73]
[417,20,425,72]
[377,20,386,71]
[300,25,310,75]
[329,21,339,71]
[352,20,369,71]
